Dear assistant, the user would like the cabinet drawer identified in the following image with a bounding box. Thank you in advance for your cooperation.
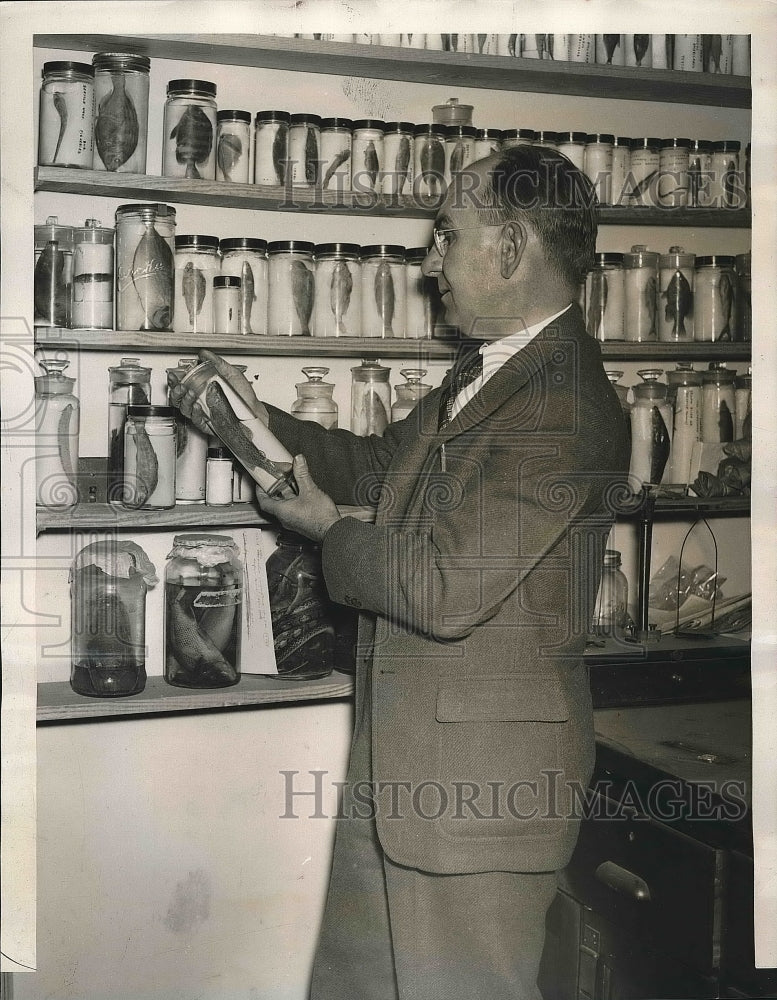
[560,795,723,975]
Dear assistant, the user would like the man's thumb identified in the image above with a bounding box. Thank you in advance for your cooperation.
[293,454,311,483]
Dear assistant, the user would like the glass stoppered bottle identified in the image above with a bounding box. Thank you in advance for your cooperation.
[34,216,74,328]
[107,357,152,503]
[72,218,114,330]
[35,358,80,508]
[392,369,431,422]
[351,359,391,436]
[291,368,339,429]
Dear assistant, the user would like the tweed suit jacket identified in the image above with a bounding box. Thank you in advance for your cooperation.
[267,304,630,875]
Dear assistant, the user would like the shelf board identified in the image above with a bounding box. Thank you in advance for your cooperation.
[597,342,751,361]
[35,168,750,228]
[33,34,751,108]
[613,492,750,518]
[37,671,354,723]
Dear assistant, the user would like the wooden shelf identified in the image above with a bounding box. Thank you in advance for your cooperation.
[598,342,751,361]
[37,670,355,723]
[33,34,751,108]
[613,493,750,519]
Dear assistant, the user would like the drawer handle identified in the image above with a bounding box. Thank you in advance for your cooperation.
[594,861,652,902]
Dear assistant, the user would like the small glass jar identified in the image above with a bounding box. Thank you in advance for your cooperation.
[166,358,208,504]
[694,255,737,343]
[351,360,391,436]
[628,138,661,207]
[592,549,630,635]
[351,119,385,194]
[71,540,157,697]
[92,52,150,173]
[734,368,752,440]
[291,367,338,429]
[658,246,695,342]
[673,34,703,72]
[205,446,234,505]
[735,252,751,342]
[216,110,251,183]
[623,245,659,342]
[164,533,243,689]
[732,36,750,75]
[629,373,673,488]
[123,405,177,510]
[382,122,414,197]
[584,133,614,205]
[162,79,217,179]
[625,34,652,67]
[596,34,625,65]
[444,125,477,186]
[658,137,691,208]
[475,128,503,160]
[556,131,587,171]
[108,357,152,503]
[404,247,435,340]
[35,358,80,508]
[174,235,220,334]
[611,136,631,206]
[267,240,316,336]
[651,35,674,70]
[254,111,289,186]
[115,202,176,331]
[413,124,447,199]
[392,369,431,422]
[38,61,95,168]
[586,253,624,340]
[701,366,736,443]
[688,139,713,208]
[220,237,268,336]
[704,34,734,74]
[710,141,742,209]
[34,216,74,328]
[568,34,595,62]
[501,128,536,150]
[361,245,407,339]
[663,364,702,486]
[72,218,114,330]
[213,274,242,334]
[288,113,321,187]
[312,243,361,338]
[319,117,353,191]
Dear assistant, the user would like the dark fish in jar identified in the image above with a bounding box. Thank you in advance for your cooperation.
[95,73,139,171]
[170,104,213,179]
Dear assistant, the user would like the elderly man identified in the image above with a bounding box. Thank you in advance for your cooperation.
[174,145,629,1000]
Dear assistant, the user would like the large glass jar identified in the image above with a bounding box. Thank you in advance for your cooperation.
[173,235,220,334]
[216,110,251,183]
[625,34,652,67]
[72,218,114,330]
[556,131,586,171]
[568,34,595,62]
[220,238,269,336]
[651,34,674,70]
[413,124,446,199]
[291,367,338,429]
[115,202,176,331]
[382,121,414,197]
[404,247,435,340]
[391,369,431,422]
[253,110,289,186]
[658,137,691,208]
[268,240,316,336]
[663,364,702,486]
[629,371,672,489]
[319,117,353,191]
[673,34,703,71]
[351,359,391,436]
[694,255,737,343]
[658,246,695,343]
[689,139,713,208]
[611,136,631,206]
[92,52,150,173]
[312,243,361,338]
[710,141,742,209]
[35,358,80,508]
[38,61,95,168]
[266,531,335,680]
[586,253,624,340]
[628,138,661,207]
[592,549,630,635]
[583,133,614,205]
[701,366,736,443]
[166,357,208,504]
[734,368,752,440]
[596,34,625,65]
[288,113,321,187]
[123,405,177,509]
[361,245,407,339]
[474,128,502,160]
[164,533,243,688]
[444,125,477,188]
[623,245,658,342]
[735,252,751,342]
[70,540,157,697]
[351,119,385,194]
[34,216,74,328]
[107,357,152,503]
[162,79,217,179]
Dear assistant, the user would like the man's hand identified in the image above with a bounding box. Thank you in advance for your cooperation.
[166,349,269,433]
[257,455,341,543]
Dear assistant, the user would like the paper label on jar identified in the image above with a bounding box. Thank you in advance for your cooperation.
[194,586,242,608]
[241,529,278,675]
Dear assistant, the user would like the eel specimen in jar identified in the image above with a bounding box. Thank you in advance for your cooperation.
[272,127,287,185]
[182,261,206,328]
[240,261,257,334]
[167,586,237,684]
[330,260,353,335]
[217,132,242,181]
[586,270,608,338]
[364,140,379,189]
[57,403,77,492]
[688,157,702,207]
[124,417,159,508]
[52,91,68,164]
[133,221,174,330]
[717,272,734,340]
[449,140,466,178]
[723,159,737,208]
[662,270,693,338]
[393,136,411,195]
[34,240,68,325]
[304,127,319,184]
[360,387,389,436]
[630,168,659,205]
[650,406,671,484]
[322,147,350,189]
[419,136,445,198]
[170,104,213,179]
[508,34,518,56]
[290,259,314,335]
[633,34,650,66]
[375,261,395,336]
[95,73,139,171]
[643,275,658,338]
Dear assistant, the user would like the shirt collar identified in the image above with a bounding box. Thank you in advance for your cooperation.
[478,303,572,370]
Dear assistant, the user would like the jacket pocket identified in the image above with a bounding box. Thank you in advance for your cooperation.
[435,674,570,723]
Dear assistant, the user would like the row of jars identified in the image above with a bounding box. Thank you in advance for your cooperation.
[584,246,751,344]
[290,34,751,74]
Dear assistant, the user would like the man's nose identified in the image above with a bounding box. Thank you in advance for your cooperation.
[421,244,441,276]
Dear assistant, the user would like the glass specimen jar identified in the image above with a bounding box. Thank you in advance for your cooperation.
[173,234,220,334]
[651,34,674,69]
[534,130,559,150]
[658,246,695,343]
[310,242,360,338]
[501,128,536,150]
[710,140,742,209]
[70,540,157,697]
[108,357,152,503]
[164,533,243,688]
[291,367,339,429]
[734,368,752,440]
[382,121,414,197]
[611,136,631,206]
[391,369,431,422]
[267,240,316,336]
[556,132,586,171]
[596,34,625,65]
[605,370,631,453]
[568,34,595,62]
[444,125,477,188]
[629,370,672,488]
[72,218,114,330]
[288,113,321,187]
[92,52,150,173]
[688,139,713,208]
[584,133,614,205]
[123,405,177,510]
[623,245,659,343]
[38,61,95,168]
[34,216,74,328]
[162,79,217,179]
[205,446,234,506]
[628,137,661,207]
[220,238,268,336]
[413,124,447,199]
[254,110,289,186]
[319,117,353,191]
[351,119,385,194]
[735,252,751,342]
[216,110,251,183]
[592,550,630,635]
[586,253,625,341]
[351,359,391,436]
[474,128,503,160]
[663,364,702,486]
[166,357,207,504]
[694,255,737,343]
[658,137,691,208]
[213,275,241,334]
[35,358,80,508]
[115,202,176,331]
[701,366,736,443]
[673,34,703,71]
[361,245,407,339]
[625,34,652,66]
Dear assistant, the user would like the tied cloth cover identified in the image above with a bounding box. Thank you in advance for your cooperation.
[437,342,485,429]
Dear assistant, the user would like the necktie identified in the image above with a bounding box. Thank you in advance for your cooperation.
[438,344,484,430]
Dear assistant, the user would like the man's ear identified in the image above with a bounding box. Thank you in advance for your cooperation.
[499,222,526,279]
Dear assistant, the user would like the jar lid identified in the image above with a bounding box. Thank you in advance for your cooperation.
[165,358,199,374]
[735,251,751,271]
[702,369,736,383]
[414,123,447,137]
[109,357,152,381]
[535,130,559,143]
[171,532,238,548]
[586,133,615,144]
[207,446,232,459]
[383,121,416,133]
[214,274,241,288]
[127,405,176,417]
[320,117,354,129]
[314,242,361,257]
[631,137,661,150]
[352,118,386,131]
[43,60,94,77]
[115,202,176,219]
[660,137,692,149]
[289,113,322,126]
[613,136,632,147]
[659,246,695,267]
[556,131,587,144]
[735,372,752,387]
[593,252,624,266]
[73,219,113,241]
[623,246,659,267]
[217,109,251,123]
[604,370,623,382]
[220,237,268,253]
[475,128,503,140]
[695,255,736,269]
[352,359,391,379]
[712,140,741,152]
[267,240,316,254]
[432,97,474,125]
[667,369,702,386]
[254,110,291,124]
[446,125,478,139]
[501,128,536,141]
[692,139,714,152]
[400,368,428,383]
[35,218,74,246]
[360,244,405,257]
[300,366,331,383]
[603,549,622,565]
[35,359,75,394]
[632,382,668,400]
[92,52,150,72]
[404,247,429,263]
[175,235,220,251]
[167,79,217,97]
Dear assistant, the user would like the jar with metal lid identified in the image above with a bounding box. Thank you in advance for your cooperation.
[735,252,751,342]
[34,216,74,328]
[254,111,289,186]
[213,275,242,334]
[625,34,652,67]
[673,34,703,72]
[444,125,477,186]
[35,358,80,508]
[266,531,335,680]
[164,533,243,688]
[216,110,251,183]
[108,357,151,502]
[611,137,631,206]
[166,358,208,504]
[312,243,361,338]
[205,446,234,506]
[392,369,431,422]
[688,139,713,208]
[288,113,321,186]
[651,35,674,70]
[701,366,736,443]
[319,117,353,191]
[662,364,702,485]
[628,137,661,207]
[658,246,695,342]
[734,368,751,440]
[291,367,338,429]
[351,119,385,194]
[115,202,175,331]
[584,134,614,205]
[623,245,659,342]
[568,34,595,62]
[475,128,502,160]
[38,61,95,168]
[71,540,157,697]
[732,35,750,75]
[404,247,435,339]
[267,240,315,336]
[162,79,217,179]
[431,98,474,128]
[534,130,559,150]
[361,245,407,339]
[413,124,447,199]
[596,34,624,65]
[382,122,414,197]
[351,360,391,436]
[694,255,736,342]
[92,52,150,173]
[173,234,220,334]
[658,138,691,207]
[556,132,586,171]
[710,140,742,209]
[586,253,624,340]
[501,128,536,150]
[592,549,630,635]
[72,218,114,329]
[123,405,177,509]
[629,371,672,488]
[220,238,268,335]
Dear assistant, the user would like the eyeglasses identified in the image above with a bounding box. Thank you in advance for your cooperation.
[432,223,506,258]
